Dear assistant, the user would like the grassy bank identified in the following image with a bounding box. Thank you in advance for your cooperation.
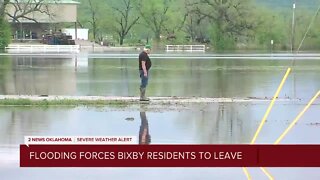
[0,98,132,107]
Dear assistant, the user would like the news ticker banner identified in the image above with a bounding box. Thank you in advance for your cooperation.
[20,137,320,167]
[24,136,137,146]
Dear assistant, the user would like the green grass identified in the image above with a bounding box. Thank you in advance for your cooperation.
[0,98,133,107]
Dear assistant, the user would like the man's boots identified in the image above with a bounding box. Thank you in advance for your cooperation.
[140,87,150,101]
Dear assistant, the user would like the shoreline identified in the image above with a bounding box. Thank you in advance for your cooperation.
[0,95,310,107]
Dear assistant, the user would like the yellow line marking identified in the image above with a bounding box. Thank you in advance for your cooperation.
[242,167,252,180]
[251,68,291,144]
[245,68,291,179]
[260,167,274,180]
[260,90,320,179]
[275,90,320,144]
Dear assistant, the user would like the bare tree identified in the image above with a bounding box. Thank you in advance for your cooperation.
[112,0,139,45]
[163,6,187,41]
[186,0,255,48]
[184,1,209,42]
[137,0,172,42]
[6,0,59,23]
[184,14,202,42]
[88,0,98,41]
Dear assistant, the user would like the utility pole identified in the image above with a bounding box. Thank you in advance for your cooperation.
[291,1,296,99]
[291,1,296,53]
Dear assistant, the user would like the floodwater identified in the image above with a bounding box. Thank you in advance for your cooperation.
[0,53,319,98]
[0,53,319,179]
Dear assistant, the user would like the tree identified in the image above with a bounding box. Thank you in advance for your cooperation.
[88,0,98,41]
[0,0,11,48]
[6,0,60,23]
[0,18,11,48]
[184,0,210,43]
[136,0,173,43]
[289,7,320,51]
[184,13,198,42]
[252,8,289,50]
[78,0,110,42]
[186,0,256,50]
[162,0,188,43]
[111,0,140,45]
[0,0,10,17]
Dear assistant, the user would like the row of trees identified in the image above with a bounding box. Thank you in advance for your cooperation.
[78,0,320,51]
[1,0,320,51]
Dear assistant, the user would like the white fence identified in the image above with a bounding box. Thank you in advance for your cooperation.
[166,45,206,52]
[5,45,80,53]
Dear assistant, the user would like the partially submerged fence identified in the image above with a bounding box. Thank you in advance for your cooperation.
[166,45,206,52]
[5,45,80,53]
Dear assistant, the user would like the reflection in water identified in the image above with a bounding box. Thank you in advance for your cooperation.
[0,104,318,146]
[0,108,54,145]
[0,55,319,98]
[192,103,248,144]
[0,56,77,95]
[120,58,130,95]
[0,100,317,147]
[139,111,151,145]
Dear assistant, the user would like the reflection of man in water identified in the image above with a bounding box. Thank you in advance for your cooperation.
[139,112,151,144]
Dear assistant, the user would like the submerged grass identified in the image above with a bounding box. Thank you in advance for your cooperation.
[0,98,132,107]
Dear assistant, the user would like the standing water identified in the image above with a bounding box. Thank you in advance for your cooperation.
[0,53,319,179]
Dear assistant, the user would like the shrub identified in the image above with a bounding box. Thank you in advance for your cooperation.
[0,18,11,49]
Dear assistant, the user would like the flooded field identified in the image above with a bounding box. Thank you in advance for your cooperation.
[0,54,319,99]
[0,54,319,179]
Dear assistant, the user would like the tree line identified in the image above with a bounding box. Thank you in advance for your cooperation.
[1,0,320,51]
[78,0,320,51]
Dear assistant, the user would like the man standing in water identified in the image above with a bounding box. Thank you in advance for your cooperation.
[139,45,152,101]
